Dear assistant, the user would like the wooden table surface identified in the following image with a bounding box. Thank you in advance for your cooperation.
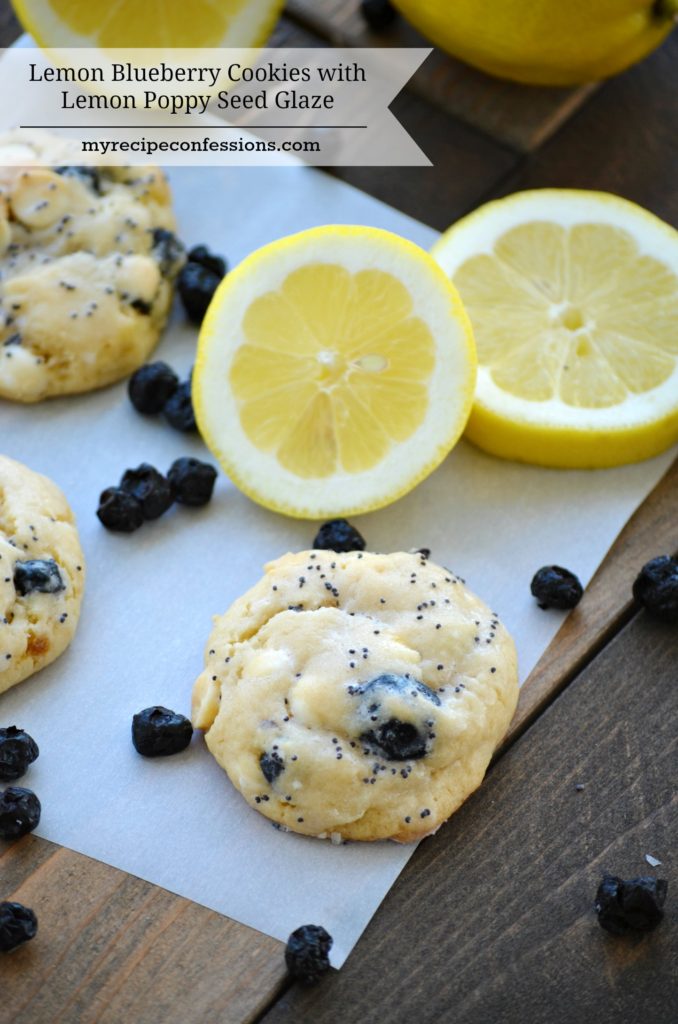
[1,4,677,1022]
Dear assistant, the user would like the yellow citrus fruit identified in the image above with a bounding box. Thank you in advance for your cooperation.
[194,225,476,519]
[11,0,283,47]
[433,189,678,468]
[390,0,677,86]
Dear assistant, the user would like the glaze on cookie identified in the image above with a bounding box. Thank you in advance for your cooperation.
[193,549,518,842]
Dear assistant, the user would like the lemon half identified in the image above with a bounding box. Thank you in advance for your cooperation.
[390,0,677,86]
[12,0,283,47]
[194,225,476,518]
[433,189,678,468]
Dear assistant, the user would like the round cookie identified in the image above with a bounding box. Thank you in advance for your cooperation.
[0,455,85,694]
[193,549,518,842]
[0,130,184,402]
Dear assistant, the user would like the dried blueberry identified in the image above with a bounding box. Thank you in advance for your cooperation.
[313,519,366,553]
[260,750,285,784]
[632,555,678,622]
[595,874,668,935]
[362,719,427,761]
[130,298,152,316]
[178,261,222,325]
[128,361,179,415]
[0,728,39,782]
[97,487,144,533]
[120,464,173,520]
[163,380,196,432]
[167,458,217,507]
[187,244,227,278]
[54,165,101,193]
[13,559,64,597]
[530,565,583,609]
[285,924,333,984]
[0,786,41,840]
[152,227,185,277]
[360,0,397,31]
[0,902,38,952]
[132,706,193,757]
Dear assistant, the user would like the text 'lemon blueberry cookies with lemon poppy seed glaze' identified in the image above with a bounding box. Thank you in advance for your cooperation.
[0,455,85,694]
[0,130,184,402]
[192,549,518,842]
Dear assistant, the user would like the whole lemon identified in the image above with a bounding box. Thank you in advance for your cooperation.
[391,0,677,85]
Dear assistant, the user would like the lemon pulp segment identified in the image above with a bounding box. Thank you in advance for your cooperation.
[455,220,678,408]
[230,264,436,478]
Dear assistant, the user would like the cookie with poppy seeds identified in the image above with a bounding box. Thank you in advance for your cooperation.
[192,550,518,842]
[0,455,85,695]
[0,131,183,402]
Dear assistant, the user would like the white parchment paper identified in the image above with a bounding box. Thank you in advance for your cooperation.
[0,165,675,966]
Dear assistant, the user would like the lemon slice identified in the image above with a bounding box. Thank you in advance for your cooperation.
[194,225,476,519]
[433,190,678,468]
[12,0,283,47]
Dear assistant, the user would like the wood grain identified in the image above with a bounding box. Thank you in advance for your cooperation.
[286,0,597,152]
[263,610,678,1024]
[501,30,678,223]
[0,839,287,1024]
[502,456,678,752]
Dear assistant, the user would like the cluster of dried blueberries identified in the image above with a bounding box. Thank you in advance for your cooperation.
[0,727,40,952]
[128,362,196,433]
[97,458,217,533]
[177,245,227,325]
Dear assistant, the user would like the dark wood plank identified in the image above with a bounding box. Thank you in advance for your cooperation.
[286,0,597,152]
[501,30,678,223]
[0,1,21,47]
[263,609,678,1024]
[332,87,518,230]
[274,14,521,231]
[503,456,678,751]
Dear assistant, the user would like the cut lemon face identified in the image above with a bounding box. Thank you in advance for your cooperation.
[12,0,283,47]
[194,225,476,519]
[433,190,678,468]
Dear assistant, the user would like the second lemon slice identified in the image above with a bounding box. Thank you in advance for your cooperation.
[194,225,476,518]
[433,190,678,468]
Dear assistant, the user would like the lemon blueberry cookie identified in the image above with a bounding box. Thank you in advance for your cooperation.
[0,130,184,401]
[0,455,85,694]
[193,549,518,842]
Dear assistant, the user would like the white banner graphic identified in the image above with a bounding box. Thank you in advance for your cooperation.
[0,46,433,166]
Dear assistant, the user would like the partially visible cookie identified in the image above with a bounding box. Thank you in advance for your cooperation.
[0,455,85,694]
[0,130,184,402]
[193,549,518,842]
